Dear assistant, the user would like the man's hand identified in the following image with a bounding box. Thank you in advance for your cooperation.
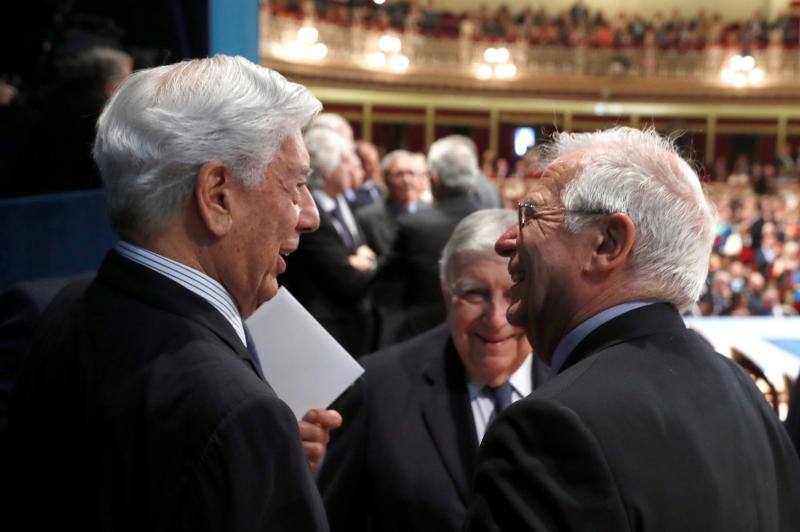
[348,245,377,272]
[298,408,343,471]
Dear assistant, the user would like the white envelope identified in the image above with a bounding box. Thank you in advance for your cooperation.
[246,287,364,419]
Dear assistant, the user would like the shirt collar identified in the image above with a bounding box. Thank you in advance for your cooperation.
[115,240,246,346]
[313,189,339,212]
[548,300,659,377]
[466,351,533,400]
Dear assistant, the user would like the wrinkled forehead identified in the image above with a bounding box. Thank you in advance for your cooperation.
[524,157,580,205]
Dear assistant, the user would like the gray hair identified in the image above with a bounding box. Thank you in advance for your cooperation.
[439,208,516,288]
[380,149,416,178]
[427,135,480,191]
[304,127,354,186]
[93,55,321,238]
[307,112,353,140]
[544,126,715,311]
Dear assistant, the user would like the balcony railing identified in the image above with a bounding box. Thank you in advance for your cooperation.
[261,13,800,87]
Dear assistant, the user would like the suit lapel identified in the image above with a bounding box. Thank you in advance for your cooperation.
[559,302,685,375]
[420,336,478,503]
[96,251,266,383]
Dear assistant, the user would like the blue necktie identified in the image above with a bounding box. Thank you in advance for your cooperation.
[486,382,513,423]
[330,202,357,252]
[243,324,264,377]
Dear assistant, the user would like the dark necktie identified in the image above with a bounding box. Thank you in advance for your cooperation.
[329,201,356,252]
[243,323,264,378]
[486,382,514,422]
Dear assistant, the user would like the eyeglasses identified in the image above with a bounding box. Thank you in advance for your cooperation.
[517,199,612,229]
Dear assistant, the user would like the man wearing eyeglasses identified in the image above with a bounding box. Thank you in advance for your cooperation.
[464,127,800,531]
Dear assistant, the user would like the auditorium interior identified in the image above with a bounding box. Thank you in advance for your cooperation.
[2,0,800,461]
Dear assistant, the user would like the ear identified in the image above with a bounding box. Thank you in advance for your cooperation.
[195,160,236,237]
[586,213,635,274]
[440,280,453,312]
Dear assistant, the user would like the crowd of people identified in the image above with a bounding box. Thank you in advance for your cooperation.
[2,53,800,531]
[268,0,800,50]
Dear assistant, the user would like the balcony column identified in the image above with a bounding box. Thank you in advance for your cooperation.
[489,108,500,155]
[705,115,717,165]
[563,111,573,133]
[425,105,436,149]
[777,115,788,156]
[362,102,373,143]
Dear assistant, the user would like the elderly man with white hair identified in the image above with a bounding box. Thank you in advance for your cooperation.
[465,127,800,531]
[11,56,339,531]
[318,209,540,532]
[373,135,482,346]
[282,127,377,357]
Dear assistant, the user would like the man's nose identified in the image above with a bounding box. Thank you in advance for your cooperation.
[495,224,519,258]
[298,186,320,233]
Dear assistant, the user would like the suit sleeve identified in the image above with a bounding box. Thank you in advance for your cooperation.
[179,394,329,532]
[295,223,375,303]
[316,378,370,532]
[463,398,630,532]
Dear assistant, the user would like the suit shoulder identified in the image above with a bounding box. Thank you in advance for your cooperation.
[361,324,450,379]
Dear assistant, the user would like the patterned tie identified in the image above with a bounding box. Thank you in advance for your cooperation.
[243,323,264,377]
[329,201,357,252]
[486,382,514,423]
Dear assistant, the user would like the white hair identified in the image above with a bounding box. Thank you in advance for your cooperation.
[304,127,354,184]
[545,127,715,311]
[93,55,321,238]
[307,112,353,140]
[380,149,416,178]
[428,135,480,191]
[439,208,516,288]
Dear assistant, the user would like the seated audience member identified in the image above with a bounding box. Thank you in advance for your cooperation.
[282,127,377,357]
[11,56,339,531]
[318,209,541,532]
[373,135,482,346]
[465,127,800,531]
[356,149,427,257]
[351,140,386,209]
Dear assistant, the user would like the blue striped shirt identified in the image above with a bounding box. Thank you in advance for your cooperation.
[115,241,246,346]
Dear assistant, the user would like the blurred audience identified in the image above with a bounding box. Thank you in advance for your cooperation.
[266,1,800,50]
[282,126,377,357]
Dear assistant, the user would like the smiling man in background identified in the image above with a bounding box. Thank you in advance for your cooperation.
[465,127,800,531]
[318,209,540,532]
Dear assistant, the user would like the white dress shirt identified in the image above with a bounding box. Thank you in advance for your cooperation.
[466,353,533,443]
[115,240,246,346]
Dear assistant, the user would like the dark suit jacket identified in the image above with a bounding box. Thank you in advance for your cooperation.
[355,201,402,258]
[282,197,375,357]
[465,303,800,531]
[317,324,478,532]
[785,374,800,457]
[10,251,328,532]
[372,191,480,346]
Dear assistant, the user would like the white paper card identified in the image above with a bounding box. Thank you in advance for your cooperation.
[246,286,364,419]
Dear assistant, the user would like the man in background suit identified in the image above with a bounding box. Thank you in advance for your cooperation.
[282,127,377,357]
[318,209,539,532]
[356,149,427,257]
[11,56,339,532]
[373,135,481,346]
[465,127,800,531]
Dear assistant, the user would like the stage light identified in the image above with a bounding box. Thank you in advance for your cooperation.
[297,26,319,45]
[389,54,409,71]
[368,51,387,68]
[308,43,328,61]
